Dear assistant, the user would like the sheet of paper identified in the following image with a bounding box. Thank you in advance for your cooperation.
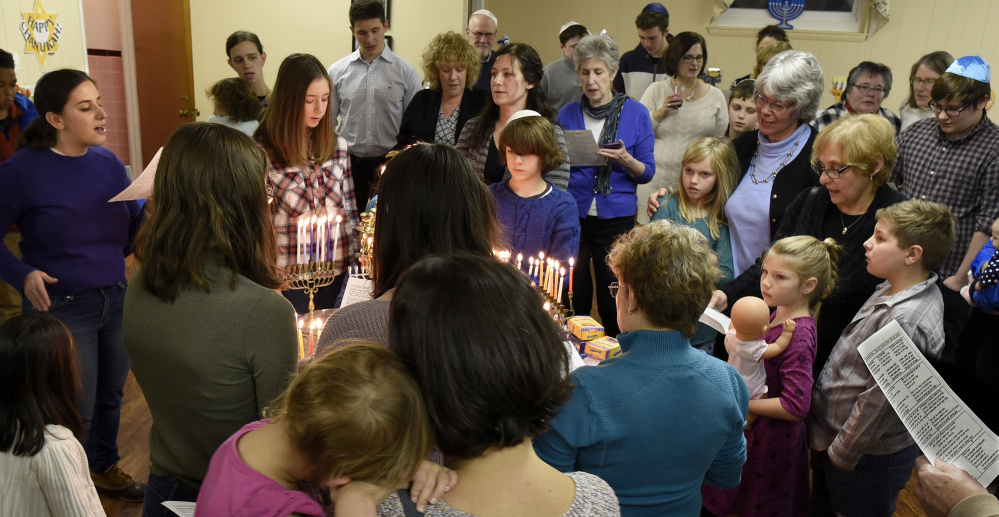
[161,501,196,517]
[564,340,586,372]
[859,320,999,486]
[699,307,731,334]
[339,275,374,308]
[563,130,606,167]
[110,147,162,202]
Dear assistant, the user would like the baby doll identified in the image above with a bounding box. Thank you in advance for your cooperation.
[725,296,795,400]
[960,216,999,314]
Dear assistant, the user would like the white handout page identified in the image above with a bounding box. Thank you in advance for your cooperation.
[858,320,999,486]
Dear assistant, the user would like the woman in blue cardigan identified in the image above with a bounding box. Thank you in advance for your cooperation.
[557,34,655,336]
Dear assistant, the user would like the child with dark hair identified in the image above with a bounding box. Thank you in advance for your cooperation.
[491,111,579,266]
[383,253,619,516]
[0,48,39,324]
[726,79,757,139]
[206,77,261,136]
[0,313,104,516]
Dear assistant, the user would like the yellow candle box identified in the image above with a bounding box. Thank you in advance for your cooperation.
[585,336,621,360]
[568,316,605,341]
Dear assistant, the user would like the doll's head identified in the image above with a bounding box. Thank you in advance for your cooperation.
[729,296,771,341]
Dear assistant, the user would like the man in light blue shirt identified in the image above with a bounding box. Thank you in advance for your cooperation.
[328,0,421,207]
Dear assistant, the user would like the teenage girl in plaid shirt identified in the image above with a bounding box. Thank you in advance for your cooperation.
[255,54,360,313]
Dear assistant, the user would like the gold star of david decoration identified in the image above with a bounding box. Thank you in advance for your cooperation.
[21,0,61,69]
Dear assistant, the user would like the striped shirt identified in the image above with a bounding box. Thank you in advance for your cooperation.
[327,46,422,158]
[266,136,359,271]
[808,274,944,468]
[890,116,999,277]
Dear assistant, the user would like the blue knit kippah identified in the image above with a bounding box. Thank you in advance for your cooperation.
[642,2,669,15]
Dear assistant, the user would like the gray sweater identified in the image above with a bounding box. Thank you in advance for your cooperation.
[123,260,297,490]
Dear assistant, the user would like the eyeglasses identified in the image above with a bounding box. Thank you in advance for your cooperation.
[609,282,620,298]
[680,55,705,64]
[852,84,887,96]
[811,162,852,179]
[470,31,496,40]
[754,93,793,114]
[911,77,936,87]
[928,102,968,117]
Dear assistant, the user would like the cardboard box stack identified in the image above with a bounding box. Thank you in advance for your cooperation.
[566,316,621,360]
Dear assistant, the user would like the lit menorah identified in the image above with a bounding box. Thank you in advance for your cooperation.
[768,0,805,30]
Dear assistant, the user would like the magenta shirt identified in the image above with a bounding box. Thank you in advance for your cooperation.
[194,420,323,517]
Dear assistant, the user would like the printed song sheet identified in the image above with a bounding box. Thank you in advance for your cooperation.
[858,320,999,486]
[563,130,606,167]
[340,275,374,308]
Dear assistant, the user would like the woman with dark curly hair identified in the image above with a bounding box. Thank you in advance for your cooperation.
[395,31,486,148]
[455,43,570,190]
[206,77,261,137]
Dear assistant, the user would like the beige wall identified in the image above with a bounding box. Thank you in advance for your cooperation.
[487,0,999,111]
[189,0,465,121]
[0,0,88,89]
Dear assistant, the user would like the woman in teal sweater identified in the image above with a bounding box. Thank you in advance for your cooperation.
[123,123,297,517]
[534,221,749,517]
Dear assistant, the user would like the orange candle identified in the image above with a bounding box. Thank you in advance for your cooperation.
[309,320,316,355]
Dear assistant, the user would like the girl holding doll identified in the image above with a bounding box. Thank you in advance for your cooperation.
[255,53,359,313]
[702,235,840,517]
[651,137,737,352]
[489,111,580,268]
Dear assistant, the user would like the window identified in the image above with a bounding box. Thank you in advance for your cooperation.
[709,0,880,41]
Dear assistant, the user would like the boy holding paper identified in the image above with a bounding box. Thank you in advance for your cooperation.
[809,199,957,516]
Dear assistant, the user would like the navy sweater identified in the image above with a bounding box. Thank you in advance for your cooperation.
[0,146,141,294]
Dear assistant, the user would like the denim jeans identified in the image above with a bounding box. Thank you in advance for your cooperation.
[26,282,130,472]
[810,444,920,517]
[142,473,199,517]
[574,215,634,337]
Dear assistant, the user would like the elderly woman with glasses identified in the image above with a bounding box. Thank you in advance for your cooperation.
[637,31,728,224]
[557,34,655,338]
[703,114,907,517]
[536,220,748,517]
[813,61,903,134]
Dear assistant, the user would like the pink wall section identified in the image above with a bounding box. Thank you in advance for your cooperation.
[87,53,130,167]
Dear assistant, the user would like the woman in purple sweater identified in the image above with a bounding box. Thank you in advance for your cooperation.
[0,69,145,500]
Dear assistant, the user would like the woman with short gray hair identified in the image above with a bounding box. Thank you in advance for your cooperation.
[722,50,823,278]
[558,33,655,338]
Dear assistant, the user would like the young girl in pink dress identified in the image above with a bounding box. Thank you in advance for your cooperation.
[702,235,840,517]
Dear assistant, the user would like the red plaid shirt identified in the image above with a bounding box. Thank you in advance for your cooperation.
[267,136,359,272]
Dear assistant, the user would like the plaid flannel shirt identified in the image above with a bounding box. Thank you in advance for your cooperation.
[267,136,359,272]
[811,101,902,135]
[808,275,944,468]
[890,115,999,277]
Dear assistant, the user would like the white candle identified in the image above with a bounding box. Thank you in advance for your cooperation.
[528,257,535,278]
[517,253,523,271]
[331,214,342,270]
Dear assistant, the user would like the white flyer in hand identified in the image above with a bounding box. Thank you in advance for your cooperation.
[858,320,999,486]
[699,307,731,335]
[563,130,606,167]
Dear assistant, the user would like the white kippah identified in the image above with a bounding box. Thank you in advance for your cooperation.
[508,110,542,123]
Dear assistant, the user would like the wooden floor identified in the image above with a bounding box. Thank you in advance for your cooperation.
[106,367,927,517]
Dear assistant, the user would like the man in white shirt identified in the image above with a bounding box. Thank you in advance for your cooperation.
[328,0,421,207]
[465,9,498,91]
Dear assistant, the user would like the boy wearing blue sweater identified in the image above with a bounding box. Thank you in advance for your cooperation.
[489,111,580,269]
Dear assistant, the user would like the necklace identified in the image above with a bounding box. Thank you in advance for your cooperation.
[840,211,865,235]
[748,137,801,184]
[672,79,697,102]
